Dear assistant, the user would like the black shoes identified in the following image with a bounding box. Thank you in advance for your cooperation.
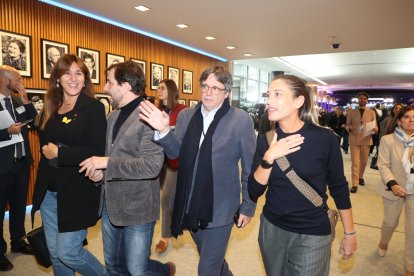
[359,179,365,186]
[350,186,358,193]
[11,241,34,255]
[0,254,13,271]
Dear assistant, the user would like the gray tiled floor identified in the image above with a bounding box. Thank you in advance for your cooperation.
[3,151,406,275]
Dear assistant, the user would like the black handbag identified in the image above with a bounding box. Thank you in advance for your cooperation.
[25,211,52,268]
[24,226,52,268]
[370,154,378,170]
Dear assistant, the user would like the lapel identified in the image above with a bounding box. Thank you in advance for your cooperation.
[108,105,141,154]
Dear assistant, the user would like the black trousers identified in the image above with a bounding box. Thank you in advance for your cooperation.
[0,159,30,254]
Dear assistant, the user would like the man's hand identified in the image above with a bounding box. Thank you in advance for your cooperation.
[339,234,357,260]
[138,100,170,133]
[236,214,252,228]
[90,169,104,182]
[79,156,109,178]
[42,142,58,160]
[8,123,24,135]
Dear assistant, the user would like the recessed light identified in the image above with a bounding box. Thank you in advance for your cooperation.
[205,36,216,40]
[244,53,253,57]
[176,24,189,29]
[134,5,150,12]
[226,46,236,50]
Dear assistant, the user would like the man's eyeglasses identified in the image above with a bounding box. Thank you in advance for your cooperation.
[200,84,227,95]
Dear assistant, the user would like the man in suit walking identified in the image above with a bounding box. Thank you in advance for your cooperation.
[346,92,378,193]
[79,61,175,275]
[139,66,257,276]
[0,65,36,271]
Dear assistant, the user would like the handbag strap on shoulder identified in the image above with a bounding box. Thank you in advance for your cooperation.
[265,130,324,207]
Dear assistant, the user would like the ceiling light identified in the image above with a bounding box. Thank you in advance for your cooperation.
[176,24,189,29]
[227,46,236,50]
[134,5,150,12]
[272,57,328,86]
[244,53,253,57]
[205,36,216,40]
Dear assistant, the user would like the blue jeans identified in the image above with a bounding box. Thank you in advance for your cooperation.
[40,191,107,276]
[102,202,169,276]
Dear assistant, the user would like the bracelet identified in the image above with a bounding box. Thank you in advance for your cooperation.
[344,231,356,236]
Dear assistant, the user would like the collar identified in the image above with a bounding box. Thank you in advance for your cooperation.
[201,103,222,118]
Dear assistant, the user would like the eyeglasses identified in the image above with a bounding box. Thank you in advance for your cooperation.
[200,84,227,95]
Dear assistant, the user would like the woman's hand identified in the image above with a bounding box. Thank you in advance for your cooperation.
[391,184,406,197]
[138,100,170,133]
[263,133,304,163]
[42,142,58,160]
[339,234,357,260]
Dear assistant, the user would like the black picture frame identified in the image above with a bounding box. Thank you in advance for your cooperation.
[182,69,193,94]
[131,58,146,76]
[41,39,69,79]
[77,46,100,84]
[106,53,125,69]
[95,93,113,116]
[0,29,32,77]
[189,100,198,108]
[26,88,47,113]
[168,66,179,88]
[150,62,164,90]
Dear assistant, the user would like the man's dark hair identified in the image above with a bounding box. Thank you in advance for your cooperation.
[356,92,369,99]
[107,61,146,96]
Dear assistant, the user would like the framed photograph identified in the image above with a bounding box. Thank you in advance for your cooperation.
[168,66,179,88]
[131,58,146,76]
[150,62,164,90]
[178,99,186,106]
[106,53,125,69]
[41,39,69,79]
[189,100,198,108]
[27,89,46,113]
[182,69,193,94]
[77,46,100,84]
[0,29,31,77]
[95,93,113,116]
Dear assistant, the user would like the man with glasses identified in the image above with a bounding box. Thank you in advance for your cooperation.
[139,66,256,276]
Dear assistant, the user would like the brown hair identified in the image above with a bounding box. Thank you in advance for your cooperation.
[157,79,179,112]
[386,105,414,134]
[37,54,94,129]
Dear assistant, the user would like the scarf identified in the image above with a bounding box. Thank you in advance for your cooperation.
[393,126,414,193]
[171,99,230,236]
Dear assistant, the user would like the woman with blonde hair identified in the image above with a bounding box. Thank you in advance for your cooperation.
[32,54,107,275]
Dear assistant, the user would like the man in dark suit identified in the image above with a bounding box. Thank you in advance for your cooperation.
[139,66,256,276]
[0,65,36,271]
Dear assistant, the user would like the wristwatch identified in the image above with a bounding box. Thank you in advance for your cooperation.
[260,159,274,169]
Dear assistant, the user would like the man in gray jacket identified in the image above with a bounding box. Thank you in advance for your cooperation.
[139,66,256,276]
[79,61,175,275]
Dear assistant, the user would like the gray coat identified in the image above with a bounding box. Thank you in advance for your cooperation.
[157,105,257,228]
[103,105,164,226]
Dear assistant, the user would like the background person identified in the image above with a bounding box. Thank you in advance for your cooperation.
[376,106,414,276]
[0,65,36,271]
[30,95,44,113]
[154,79,186,254]
[380,103,403,140]
[2,40,26,71]
[31,54,107,275]
[248,75,356,276]
[346,92,378,193]
[82,53,96,79]
[139,66,256,276]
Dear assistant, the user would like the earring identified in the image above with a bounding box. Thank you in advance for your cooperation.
[57,82,60,87]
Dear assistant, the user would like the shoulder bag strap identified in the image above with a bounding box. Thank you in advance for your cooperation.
[265,130,324,207]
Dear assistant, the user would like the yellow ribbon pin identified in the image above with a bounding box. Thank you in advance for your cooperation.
[62,116,72,124]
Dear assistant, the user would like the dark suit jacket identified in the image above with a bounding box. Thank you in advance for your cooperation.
[0,95,37,175]
[31,94,107,232]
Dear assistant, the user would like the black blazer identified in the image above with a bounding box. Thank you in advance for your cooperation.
[31,94,107,232]
[0,95,37,175]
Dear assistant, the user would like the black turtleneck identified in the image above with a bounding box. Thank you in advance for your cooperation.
[112,97,143,142]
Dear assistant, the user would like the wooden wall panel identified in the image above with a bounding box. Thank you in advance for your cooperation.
[1,0,227,206]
